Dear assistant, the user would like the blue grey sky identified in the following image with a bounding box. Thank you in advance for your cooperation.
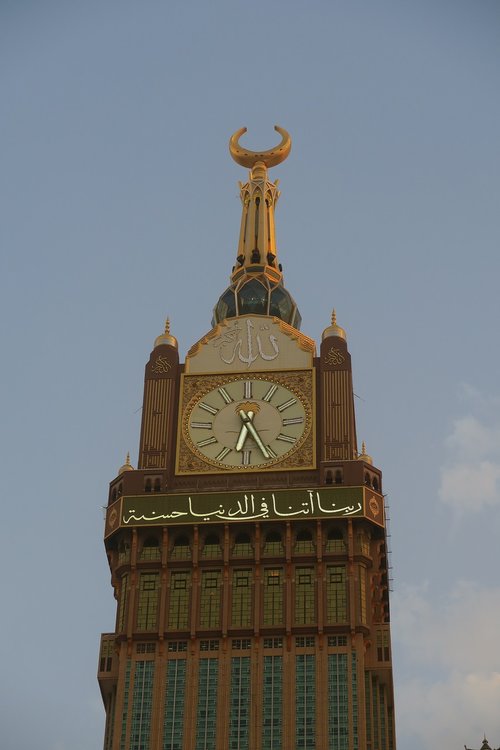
[1,2,499,748]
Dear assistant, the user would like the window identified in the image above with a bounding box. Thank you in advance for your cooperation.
[232,570,252,627]
[118,573,129,631]
[262,656,283,750]
[164,659,186,750]
[294,530,314,554]
[195,659,218,750]
[137,573,159,630]
[263,569,283,625]
[229,657,251,750]
[296,655,315,749]
[200,571,221,628]
[170,535,191,560]
[325,528,346,553]
[140,537,161,560]
[263,531,283,556]
[168,572,190,629]
[233,532,253,558]
[202,533,222,558]
[130,661,155,750]
[295,567,315,624]
[328,654,348,750]
[326,566,347,623]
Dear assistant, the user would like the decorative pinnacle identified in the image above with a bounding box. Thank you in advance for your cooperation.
[125,452,131,467]
[332,309,337,325]
[362,441,367,454]
[165,318,170,335]
[229,125,291,169]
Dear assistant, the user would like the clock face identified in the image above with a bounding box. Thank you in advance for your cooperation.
[183,376,311,470]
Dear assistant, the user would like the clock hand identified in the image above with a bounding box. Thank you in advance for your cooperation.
[235,410,253,451]
[238,409,270,459]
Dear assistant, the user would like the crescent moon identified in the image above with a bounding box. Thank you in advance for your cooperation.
[229,125,291,169]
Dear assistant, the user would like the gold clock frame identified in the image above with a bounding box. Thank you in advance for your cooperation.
[175,369,316,475]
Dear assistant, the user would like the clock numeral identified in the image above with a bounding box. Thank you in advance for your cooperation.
[282,417,304,426]
[199,402,218,415]
[197,436,218,447]
[215,446,232,461]
[263,384,278,402]
[243,381,253,399]
[276,433,297,444]
[190,421,212,429]
[242,450,251,466]
[277,398,297,412]
[266,445,278,459]
[218,387,233,404]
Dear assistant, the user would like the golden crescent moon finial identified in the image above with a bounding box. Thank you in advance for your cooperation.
[229,125,291,169]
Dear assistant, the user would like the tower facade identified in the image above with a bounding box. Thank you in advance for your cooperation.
[98,127,396,750]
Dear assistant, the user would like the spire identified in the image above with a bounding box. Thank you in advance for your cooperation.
[154,317,178,349]
[358,441,373,465]
[212,126,301,329]
[118,452,134,474]
[322,308,347,341]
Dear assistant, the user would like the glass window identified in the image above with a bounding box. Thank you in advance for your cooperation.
[168,572,190,630]
[294,567,315,625]
[137,573,159,630]
[231,570,252,627]
[200,571,221,628]
[263,569,283,626]
[326,566,347,623]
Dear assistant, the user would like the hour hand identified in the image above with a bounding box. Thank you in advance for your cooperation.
[237,409,270,459]
[235,410,253,451]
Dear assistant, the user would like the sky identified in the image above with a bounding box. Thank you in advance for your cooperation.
[1,1,499,748]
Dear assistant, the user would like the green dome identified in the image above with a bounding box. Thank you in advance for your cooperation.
[212,276,301,329]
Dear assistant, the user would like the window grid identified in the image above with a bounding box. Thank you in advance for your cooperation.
[262,655,283,750]
[328,636,347,647]
[295,567,315,625]
[379,686,387,750]
[130,660,155,750]
[296,654,315,750]
[119,660,131,750]
[200,571,222,628]
[140,543,161,560]
[137,573,159,630]
[168,572,190,629]
[229,657,251,750]
[232,639,251,650]
[352,652,359,750]
[263,540,284,556]
[232,570,252,627]
[328,653,348,750]
[359,566,366,624]
[118,574,129,631]
[264,637,283,649]
[232,541,253,557]
[195,658,218,750]
[170,544,191,560]
[263,569,283,625]
[163,658,186,750]
[326,566,347,623]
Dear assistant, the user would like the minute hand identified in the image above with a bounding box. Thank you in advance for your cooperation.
[238,409,270,459]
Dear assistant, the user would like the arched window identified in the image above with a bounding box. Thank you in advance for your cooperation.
[334,470,343,485]
[170,534,191,560]
[145,478,152,493]
[233,532,252,557]
[325,470,333,485]
[294,529,315,554]
[140,537,160,560]
[263,531,283,556]
[154,477,161,492]
[325,528,346,554]
[202,533,222,558]
[118,539,130,564]
[372,476,379,491]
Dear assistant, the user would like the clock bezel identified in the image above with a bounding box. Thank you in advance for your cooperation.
[175,369,316,475]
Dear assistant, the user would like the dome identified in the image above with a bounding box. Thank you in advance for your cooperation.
[322,309,346,341]
[118,452,134,474]
[212,276,301,329]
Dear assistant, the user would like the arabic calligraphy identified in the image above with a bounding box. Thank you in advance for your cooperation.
[151,355,172,374]
[119,487,366,527]
[324,347,345,366]
[212,319,279,368]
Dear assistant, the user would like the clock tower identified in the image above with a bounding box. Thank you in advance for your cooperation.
[98,127,396,750]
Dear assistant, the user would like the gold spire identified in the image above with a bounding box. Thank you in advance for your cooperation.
[118,451,134,474]
[322,308,347,341]
[212,127,301,330]
[358,441,373,465]
[154,317,178,349]
[229,126,292,286]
